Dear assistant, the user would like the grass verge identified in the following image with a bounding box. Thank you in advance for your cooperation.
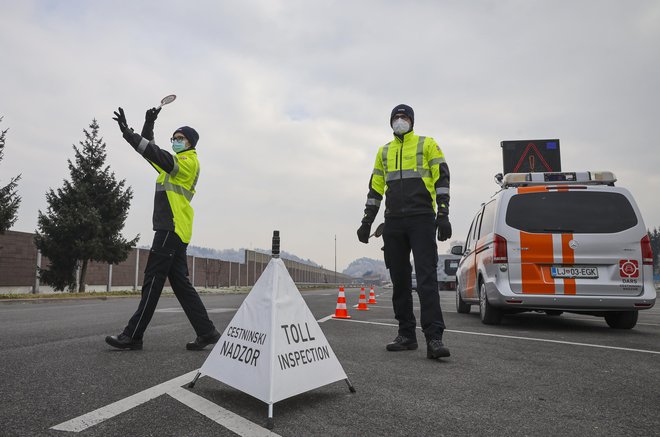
[0,290,140,300]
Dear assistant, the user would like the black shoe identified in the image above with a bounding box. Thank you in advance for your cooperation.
[386,335,418,351]
[186,328,221,350]
[427,338,450,359]
[105,333,143,350]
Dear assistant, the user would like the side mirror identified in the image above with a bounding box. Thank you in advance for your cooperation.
[450,245,463,256]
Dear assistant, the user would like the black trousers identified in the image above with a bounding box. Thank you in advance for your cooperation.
[123,230,215,340]
[383,214,446,341]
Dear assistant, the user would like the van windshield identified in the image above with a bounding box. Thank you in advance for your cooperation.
[505,191,638,233]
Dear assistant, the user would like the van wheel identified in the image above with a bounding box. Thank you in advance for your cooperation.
[479,282,502,325]
[604,311,638,329]
[456,287,471,314]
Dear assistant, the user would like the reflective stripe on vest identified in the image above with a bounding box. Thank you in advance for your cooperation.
[383,136,429,181]
[415,136,430,177]
[170,160,180,178]
[381,142,390,172]
[190,166,200,191]
[137,138,150,155]
[156,174,196,201]
[429,157,446,167]
[386,169,422,182]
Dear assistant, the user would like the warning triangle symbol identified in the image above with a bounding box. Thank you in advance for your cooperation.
[199,257,349,405]
[513,142,553,172]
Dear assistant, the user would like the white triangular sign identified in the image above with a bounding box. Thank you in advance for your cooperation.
[199,258,348,404]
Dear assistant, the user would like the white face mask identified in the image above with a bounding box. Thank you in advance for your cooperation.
[392,118,410,135]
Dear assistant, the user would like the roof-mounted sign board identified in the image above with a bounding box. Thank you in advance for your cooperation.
[501,139,561,174]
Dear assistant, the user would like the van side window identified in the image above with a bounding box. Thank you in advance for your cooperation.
[472,212,482,242]
[467,211,482,251]
[464,216,475,252]
[479,200,496,238]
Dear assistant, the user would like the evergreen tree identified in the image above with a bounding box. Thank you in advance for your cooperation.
[35,120,139,291]
[0,117,21,233]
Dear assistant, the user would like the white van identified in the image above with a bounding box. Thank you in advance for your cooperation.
[454,171,656,329]
[438,252,461,290]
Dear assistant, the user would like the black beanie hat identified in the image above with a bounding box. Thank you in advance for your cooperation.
[390,104,414,128]
[173,126,199,148]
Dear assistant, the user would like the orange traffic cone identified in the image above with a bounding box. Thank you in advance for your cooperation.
[357,287,369,311]
[368,285,377,304]
[332,286,351,319]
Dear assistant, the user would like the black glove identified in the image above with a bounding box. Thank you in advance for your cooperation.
[436,214,452,241]
[357,223,371,244]
[112,107,129,133]
[145,107,161,123]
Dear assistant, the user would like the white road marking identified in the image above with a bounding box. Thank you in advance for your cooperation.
[156,308,236,313]
[562,315,660,327]
[444,310,660,328]
[331,318,660,355]
[51,370,274,435]
[50,370,198,432]
[51,305,656,433]
[360,298,660,328]
[358,304,394,309]
[51,313,336,434]
[168,387,280,436]
[447,328,660,355]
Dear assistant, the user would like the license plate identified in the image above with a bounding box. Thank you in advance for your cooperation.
[551,266,598,279]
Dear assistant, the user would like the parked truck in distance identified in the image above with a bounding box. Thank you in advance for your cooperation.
[410,245,463,291]
[438,246,462,290]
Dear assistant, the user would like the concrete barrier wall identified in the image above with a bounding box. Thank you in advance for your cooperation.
[0,231,38,287]
[0,230,354,293]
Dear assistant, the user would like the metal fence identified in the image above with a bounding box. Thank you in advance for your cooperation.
[0,230,354,293]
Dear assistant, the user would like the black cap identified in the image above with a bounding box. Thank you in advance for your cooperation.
[390,104,414,128]
[173,126,199,148]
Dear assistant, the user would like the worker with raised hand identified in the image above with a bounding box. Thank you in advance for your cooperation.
[105,106,220,351]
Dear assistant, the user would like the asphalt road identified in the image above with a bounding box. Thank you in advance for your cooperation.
[1,287,659,436]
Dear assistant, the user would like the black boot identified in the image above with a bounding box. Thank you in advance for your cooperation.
[186,328,221,350]
[105,333,143,350]
[386,335,418,351]
[427,338,450,359]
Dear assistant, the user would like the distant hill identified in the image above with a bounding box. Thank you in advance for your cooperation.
[342,257,389,282]
[186,245,321,267]
[159,245,388,278]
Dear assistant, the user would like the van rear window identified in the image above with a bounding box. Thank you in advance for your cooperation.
[444,259,459,275]
[505,191,638,233]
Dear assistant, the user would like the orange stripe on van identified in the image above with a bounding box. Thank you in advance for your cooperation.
[561,233,576,295]
[517,186,548,194]
[520,232,555,294]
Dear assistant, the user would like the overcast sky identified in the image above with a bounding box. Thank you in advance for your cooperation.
[2,1,659,272]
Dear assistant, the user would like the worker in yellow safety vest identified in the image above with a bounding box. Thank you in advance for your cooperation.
[358,104,452,360]
[105,106,219,351]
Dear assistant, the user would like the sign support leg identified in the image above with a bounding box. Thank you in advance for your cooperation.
[345,377,356,393]
[188,371,201,389]
[266,404,274,429]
